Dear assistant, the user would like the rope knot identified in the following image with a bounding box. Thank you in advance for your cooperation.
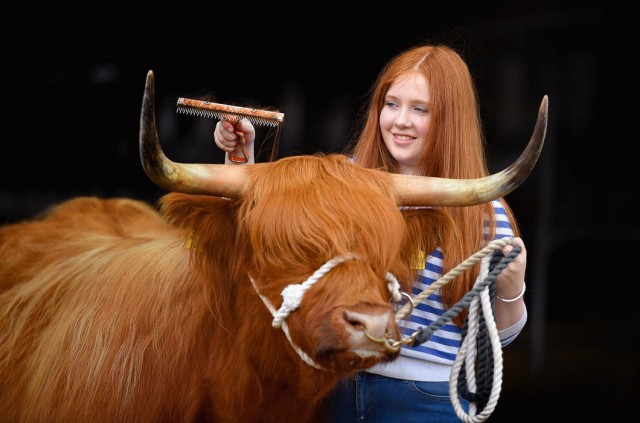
[281,284,306,309]
[272,284,307,328]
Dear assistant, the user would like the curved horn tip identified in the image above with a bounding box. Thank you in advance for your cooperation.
[145,70,155,91]
[537,95,549,140]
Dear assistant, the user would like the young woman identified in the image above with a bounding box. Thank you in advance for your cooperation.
[214,44,528,422]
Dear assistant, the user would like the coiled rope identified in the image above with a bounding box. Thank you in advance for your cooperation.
[393,237,522,422]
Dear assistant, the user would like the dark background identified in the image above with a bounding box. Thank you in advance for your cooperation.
[2,2,639,421]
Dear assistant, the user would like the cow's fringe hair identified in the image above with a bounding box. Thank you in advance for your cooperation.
[239,154,448,286]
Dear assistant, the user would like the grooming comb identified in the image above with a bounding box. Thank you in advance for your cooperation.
[176,98,285,163]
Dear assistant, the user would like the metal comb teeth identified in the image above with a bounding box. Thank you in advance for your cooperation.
[176,98,284,128]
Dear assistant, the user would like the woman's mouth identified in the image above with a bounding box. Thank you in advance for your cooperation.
[393,134,415,144]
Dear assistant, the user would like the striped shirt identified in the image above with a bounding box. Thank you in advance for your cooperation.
[368,199,527,381]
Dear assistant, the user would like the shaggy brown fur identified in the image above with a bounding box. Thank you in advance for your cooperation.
[0,154,450,423]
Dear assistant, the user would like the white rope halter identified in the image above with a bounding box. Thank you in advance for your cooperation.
[249,254,402,370]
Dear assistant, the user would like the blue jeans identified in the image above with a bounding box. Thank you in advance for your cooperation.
[324,372,468,423]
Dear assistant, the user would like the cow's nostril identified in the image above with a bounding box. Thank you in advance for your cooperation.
[343,309,394,340]
[345,313,365,330]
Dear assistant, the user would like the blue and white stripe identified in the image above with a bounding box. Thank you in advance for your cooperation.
[397,199,518,365]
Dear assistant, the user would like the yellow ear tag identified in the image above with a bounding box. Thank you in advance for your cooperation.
[185,231,198,251]
[411,250,425,270]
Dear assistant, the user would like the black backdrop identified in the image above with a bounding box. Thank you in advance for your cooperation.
[2,2,639,421]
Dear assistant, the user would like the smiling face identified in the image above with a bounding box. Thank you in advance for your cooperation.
[379,72,431,175]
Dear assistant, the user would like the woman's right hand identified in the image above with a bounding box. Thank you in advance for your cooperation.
[213,119,256,155]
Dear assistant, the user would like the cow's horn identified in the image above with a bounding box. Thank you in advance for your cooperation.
[139,70,248,197]
[392,95,548,206]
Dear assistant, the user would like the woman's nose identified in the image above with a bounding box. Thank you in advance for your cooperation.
[394,108,411,128]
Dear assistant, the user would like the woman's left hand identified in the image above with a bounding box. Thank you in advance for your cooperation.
[495,237,527,301]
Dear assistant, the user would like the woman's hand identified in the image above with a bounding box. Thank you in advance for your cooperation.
[495,237,527,301]
[213,119,256,156]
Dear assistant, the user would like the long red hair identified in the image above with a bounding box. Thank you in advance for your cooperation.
[347,45,520,325]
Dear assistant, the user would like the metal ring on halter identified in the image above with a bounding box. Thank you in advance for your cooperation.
[400,291,414,315]
[363,329,402,353]
[363,292,417,352]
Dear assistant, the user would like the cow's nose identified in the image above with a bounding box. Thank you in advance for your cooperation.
[343,308,396,340]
